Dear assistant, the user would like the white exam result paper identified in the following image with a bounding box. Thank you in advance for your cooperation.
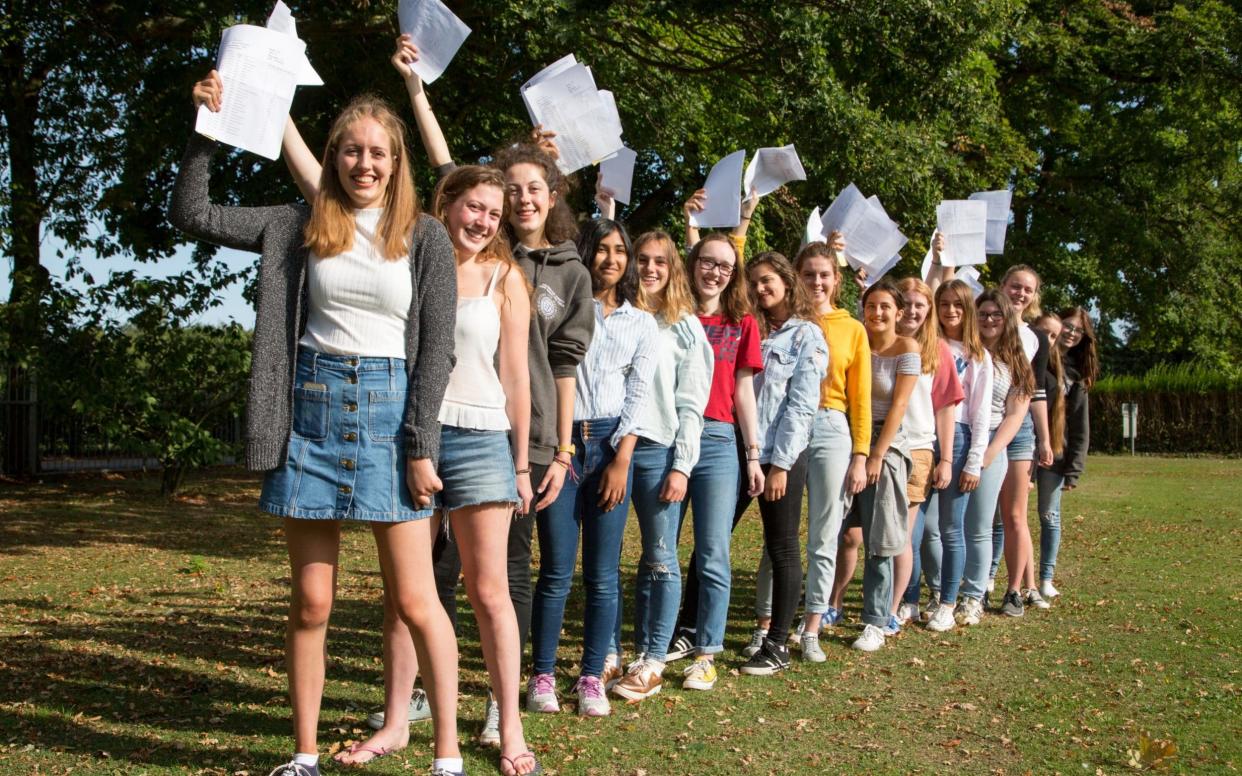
[743,144,806,198]
[398,0,472,84]
[820,184,908,275]
[195,25,303,160]
[968,189,1013,254]
[688,150,746,229]
[265,1,322,86]
[599,147,637,206]
[936,200,989,267]
[521,60,623,174]
[958,265,985,298]
[803,207,824,247]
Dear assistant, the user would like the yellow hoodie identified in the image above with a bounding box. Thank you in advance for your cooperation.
[816,309,872,455]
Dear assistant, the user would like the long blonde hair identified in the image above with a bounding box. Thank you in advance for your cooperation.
[935,280,985,362]
[634,230,694,323]
[304,95,418,260]
[747,251,815,337]
[976,289,1034,397]
[897,277,939,375]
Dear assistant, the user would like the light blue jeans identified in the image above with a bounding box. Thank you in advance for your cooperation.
[801,409,855,615]
[937,423,973,605]
[1036,467,1066,581]
[961,434,1008,602]
[628,439,682,662]
[904,483,942,605]
[679,420,740,654]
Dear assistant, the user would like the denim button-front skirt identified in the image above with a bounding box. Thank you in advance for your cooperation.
[259,349,433,522]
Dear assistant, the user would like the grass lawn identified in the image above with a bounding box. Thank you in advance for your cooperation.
[1,455,1239,775]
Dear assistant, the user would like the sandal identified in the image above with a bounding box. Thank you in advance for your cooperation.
[500,751,543,776]
[334,741,394,767]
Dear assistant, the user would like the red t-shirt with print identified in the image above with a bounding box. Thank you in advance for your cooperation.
[698,313,764,424]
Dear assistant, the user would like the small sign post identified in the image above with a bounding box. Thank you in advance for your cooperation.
[1121,402,1138,455]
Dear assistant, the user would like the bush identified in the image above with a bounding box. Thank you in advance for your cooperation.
[1091,363,1242,455]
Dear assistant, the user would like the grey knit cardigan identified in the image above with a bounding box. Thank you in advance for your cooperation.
[170,135,457,471]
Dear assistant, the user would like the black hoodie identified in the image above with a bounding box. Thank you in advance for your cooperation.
[515,240,595,465]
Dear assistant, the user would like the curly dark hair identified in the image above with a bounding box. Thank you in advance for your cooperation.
[491,142,579,246]
[578,218,639,307]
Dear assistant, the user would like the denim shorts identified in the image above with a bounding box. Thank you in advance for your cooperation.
[437,425,518,512]
[1006,413,1036,462]
[259,349,433,522]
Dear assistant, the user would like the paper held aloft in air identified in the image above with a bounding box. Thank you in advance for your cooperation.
[521,55,624,175]
[935,200,989,267]
[265,1,322,86]
[688,150,746,229]
[957,265,985,298]
[398,0,472,84]
[195,25,304,160]
[803,207,824,247]
[599,147,637,206]
[968,189,1013,254]
[819,184,908,276]
[743,145,806,198]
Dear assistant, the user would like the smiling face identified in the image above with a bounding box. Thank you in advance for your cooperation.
[1060,312,1086,348]
[504,162,555,242]
[592,228,629,294]
[938,290,967,339]
[1002,270,1038,316]
[798,255,838,313]
[637,240,672,297]
[899,289,931,337]
[692,238,737,304]
[748,261,789,315]
[334,117,395,209]
[977,300,1004,345]
[864,288,903,336]
[443,183,504,258]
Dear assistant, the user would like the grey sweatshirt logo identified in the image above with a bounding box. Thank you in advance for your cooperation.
[535,283,566,320]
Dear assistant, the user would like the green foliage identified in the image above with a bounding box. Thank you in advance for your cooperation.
[1095,361,1242,395]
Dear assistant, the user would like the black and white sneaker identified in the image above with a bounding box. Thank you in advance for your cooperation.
[666,629,696,661]
[1001,590,1025,617]
[739,640,790,676]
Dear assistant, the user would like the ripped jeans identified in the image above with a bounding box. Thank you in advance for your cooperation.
[629,438,683,662]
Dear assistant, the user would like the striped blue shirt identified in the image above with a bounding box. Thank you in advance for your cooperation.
[574,299,660,448]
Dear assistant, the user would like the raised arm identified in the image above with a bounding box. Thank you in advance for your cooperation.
[282,117,322,202]
[393,34,453,169]
[683,188,706,251]
[925,232,952,292]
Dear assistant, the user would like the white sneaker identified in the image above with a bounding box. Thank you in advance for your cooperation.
[955,597,984,626]
[851,624,886,652]
[1039,580,1060,599]
[477,692,500,747]
[896,602,920,625]
[926,602,956,632]
[574,675,610,717]
[742,628,768,658]
[525,672,559,713]
[1023,588,1051,610]
[800,632,826,663]
[681,657,718,690]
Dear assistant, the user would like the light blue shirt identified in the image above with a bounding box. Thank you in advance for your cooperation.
[574,299,660,448]
[633,313,715,474]
[754,318,829,470]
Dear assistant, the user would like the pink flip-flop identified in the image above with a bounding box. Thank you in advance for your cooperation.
[334,741,392,767]
[500,751,543,776]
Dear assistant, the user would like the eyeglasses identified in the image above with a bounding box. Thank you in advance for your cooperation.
[979,311,1005,322]
[1061,322,1082,335]
[697,257,735,277]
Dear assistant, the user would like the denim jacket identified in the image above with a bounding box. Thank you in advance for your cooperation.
[754,318,829,470]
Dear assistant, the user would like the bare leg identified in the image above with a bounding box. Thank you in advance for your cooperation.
[372,519,460,759]
[890,503,921,615]
[453,505,534,774]
[829,526,863,612]
[284,518,341,756]
[1000,462,1035,593]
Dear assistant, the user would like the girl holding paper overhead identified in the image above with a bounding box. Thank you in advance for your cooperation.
[178,75,461,776]
[663,233,765,690]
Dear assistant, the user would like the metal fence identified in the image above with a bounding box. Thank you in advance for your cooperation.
[1,366,240,475]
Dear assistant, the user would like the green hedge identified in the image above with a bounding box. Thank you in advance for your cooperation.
[1090,364,1242,454]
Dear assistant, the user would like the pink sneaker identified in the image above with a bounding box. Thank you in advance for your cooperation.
[573,675,610,717]
[525,672,559,713]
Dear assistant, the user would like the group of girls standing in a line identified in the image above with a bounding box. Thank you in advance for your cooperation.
[172,34,1099,776]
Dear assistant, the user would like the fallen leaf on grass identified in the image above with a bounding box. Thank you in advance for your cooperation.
[1126,733,1177,770]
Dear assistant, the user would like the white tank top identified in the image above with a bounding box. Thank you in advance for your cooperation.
[438,262,510,430]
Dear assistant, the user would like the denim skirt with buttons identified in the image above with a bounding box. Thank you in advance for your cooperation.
[259,349,433,522]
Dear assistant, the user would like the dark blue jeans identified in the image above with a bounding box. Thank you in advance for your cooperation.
[530,418,632,677]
